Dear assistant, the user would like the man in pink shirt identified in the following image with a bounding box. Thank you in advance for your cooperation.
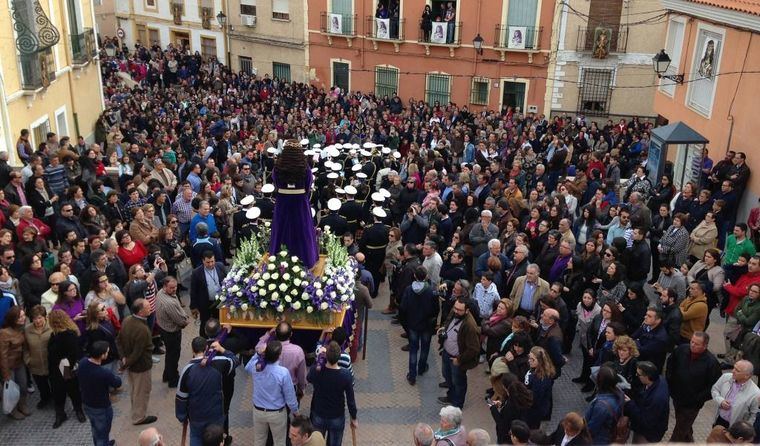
[256,321,307,398]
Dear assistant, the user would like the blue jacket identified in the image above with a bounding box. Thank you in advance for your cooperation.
[176,351,237,428]
[526,372,553,428]
[632,324,670,372]
[189,213,218,243]
[626,376,669,442]
[399,282,439,332]
[0,291,17,326]
[585,391,624,445]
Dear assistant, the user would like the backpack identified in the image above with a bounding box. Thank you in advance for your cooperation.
[599,397,630,444]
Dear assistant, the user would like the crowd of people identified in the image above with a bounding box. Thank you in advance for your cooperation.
[2,39,760,446]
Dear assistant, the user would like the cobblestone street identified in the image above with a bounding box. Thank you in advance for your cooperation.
[0,283,726,444]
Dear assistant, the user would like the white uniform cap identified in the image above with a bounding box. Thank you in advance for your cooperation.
[372,207,387,218]
[327,147,340,158]
[356,172,367,179]
[330,163,342,172]
[363,142,376,149]
[313,144,322,149]
[300,139,309,146]
[262,184,275,193]
[304,150,315,156]
[360,150,371,157]
[335,188,346,194]
[327,172,339,179]
[381,147,391,155]
[335,143,343,150]
[311,167,319,173]
[246,207,261,220]
[392,151,401,159]
[349,149,357,156]
[240,195,255,206]
[371,192,385,202]
[266,147,278,154]
[327,198,342,211]
[311,208,316,218]
[351,164,362,172]
[344,185,357,195]
[352,143,361,150]
[378,188,391,198]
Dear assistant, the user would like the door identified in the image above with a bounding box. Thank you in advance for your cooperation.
[333,61,349,92]
[173,31,190,50]
[502,81,526,112]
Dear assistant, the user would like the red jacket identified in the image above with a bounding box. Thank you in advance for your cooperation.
[16,217,51,240]
[724,270,760,315]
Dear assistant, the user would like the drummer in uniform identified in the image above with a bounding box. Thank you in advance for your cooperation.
[239,206,261,242]
[233,195,256,247]
[359,207,390,298]
[340,185,363,234]
[256,183,275,220]
[319,198,348,236]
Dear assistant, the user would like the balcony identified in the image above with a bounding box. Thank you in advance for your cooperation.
[493,25,542,62]
[11,0,60,55]
[365,16,405,52]
[320,12,357,46]
[171,2,184,25]
[21,49,56,91]
[576,26,628,57]
[71,28,96,65]
[417,20,461,57]
[201,7,213,30]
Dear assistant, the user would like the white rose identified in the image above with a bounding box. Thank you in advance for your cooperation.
[230,285,239,293]
[316,290,324,297]
[268,264,275,271]
[276,305,284,312]
[331,291,337,298]
[241,303,248,311]
[341,295,348,301]
[314,283,322,290]
[268,284,276,291]
[271,292,279,300]
[279,250,288,257]
[278,283,288,292]
[264,221,271,227]
[320,302,328,310]
[327,279,334,285]
[293,266,301,273]
[283,273,291,281]
[293,279,302,287]
[306,306,314,313]
[272,273,279,280]
[280,262,288,269]
[257,279,265,287]
[302,292,310,300]
[300,271,306,278]
[291,256,299,263]
[236,291,243,297]
[259,301,267,308]
[292,301,302,310]
[290,289,298,296]
[219,296,226,302]
[285,296,292,303]
[260,289,267,296]
[253,273,260,280]
[262,273,270,280]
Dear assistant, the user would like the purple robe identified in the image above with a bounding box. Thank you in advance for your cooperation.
[269,168,318,268]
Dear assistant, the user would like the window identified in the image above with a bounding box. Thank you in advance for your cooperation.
[145,0,156,8]
[426,73,452,105]
[660,19,685,97]
[20,48,55,90]
[470,77,489,105]
[136,24,147,45]
[332,61,350,92]
[200,37,216,61]
[331,0,353,35]
[240,0,257,16]
[273,0,289,20]
[506,0,538,48]
[578,68,613,116]
[375,66,398,98]
[502,81,526,111]
[31,118,50,148]
[239,56,253,74]
[55,109,68,137]
[149,28,160,47]
[273,62,291,82]
[687,27,723,117]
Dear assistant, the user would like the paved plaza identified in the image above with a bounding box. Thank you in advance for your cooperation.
[0,283,727,445]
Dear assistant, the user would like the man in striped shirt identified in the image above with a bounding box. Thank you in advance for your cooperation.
[43,155,69,196]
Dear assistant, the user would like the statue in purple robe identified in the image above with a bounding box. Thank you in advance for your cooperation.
[269,140,318,268]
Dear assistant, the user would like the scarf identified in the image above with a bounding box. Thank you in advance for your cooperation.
[601,274,618,290]
[0,277,15,294]
[487,312,508,327]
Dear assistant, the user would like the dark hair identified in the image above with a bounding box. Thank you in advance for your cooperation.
[291,414,315,437]
[728,421,756,442]
[326,341,341,365]
[90,340,110,358]
[596,365,620,394]
[191,336,207,354]
[331,326,348,346]
[264,340,282,363]
[510,420,531,443]
[636,361,659,380]
[131,298,146,316]
[202,250,216,260]
[201,424,225,446]
[205,318,221,338]
[413,265,428,281]
[606,321,626,337]
[2,306,23,329]
[501,373,533,409]
[511,331,533,352]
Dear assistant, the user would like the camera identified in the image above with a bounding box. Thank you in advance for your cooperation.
[437,331,448,345]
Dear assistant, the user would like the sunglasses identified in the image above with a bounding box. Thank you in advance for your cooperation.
[604,252,613,257]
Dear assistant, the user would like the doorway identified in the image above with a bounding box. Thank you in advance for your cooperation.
[171,31,190,51]
[332,61,349,92]
[501,80,526,113]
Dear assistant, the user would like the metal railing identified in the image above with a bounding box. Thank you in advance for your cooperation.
[494,25,542,50]
[418,20,461,46]
[70,28,96,64]
[365,15,405,41]
[576,26,628,54]
[21,50,55,90]
[320,12,357,37]
[171,2,184,25]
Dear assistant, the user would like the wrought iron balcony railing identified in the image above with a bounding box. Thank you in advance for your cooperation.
[71,28,96,64]
[494,25,542,50]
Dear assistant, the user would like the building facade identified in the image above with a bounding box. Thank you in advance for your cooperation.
[0,0,104,166]
[546,0,666,120]
[226,0,308,82]
[307,0,555,113]
[93,0,117,37]
[654,0,760,220]
[114,0,226,62]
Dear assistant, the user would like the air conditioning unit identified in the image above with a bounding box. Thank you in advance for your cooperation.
[243,15,257,27]
[527,105,538,113]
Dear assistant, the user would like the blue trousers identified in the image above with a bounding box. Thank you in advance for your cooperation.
[82,404,113,446]
[441,350,467,408]
[311,413,345,446]
[407,329,432,380]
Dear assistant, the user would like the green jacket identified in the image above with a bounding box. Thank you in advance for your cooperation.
[736,297,760,330]
[724,235,756,266]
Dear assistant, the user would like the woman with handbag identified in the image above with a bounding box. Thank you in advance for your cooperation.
[47,309,85,428]
[0,306,30,419]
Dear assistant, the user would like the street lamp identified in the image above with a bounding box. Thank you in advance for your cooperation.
[652,49,684,84]
[216,11,227,28]
[473,33,484,55]
[104,41,116,57]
